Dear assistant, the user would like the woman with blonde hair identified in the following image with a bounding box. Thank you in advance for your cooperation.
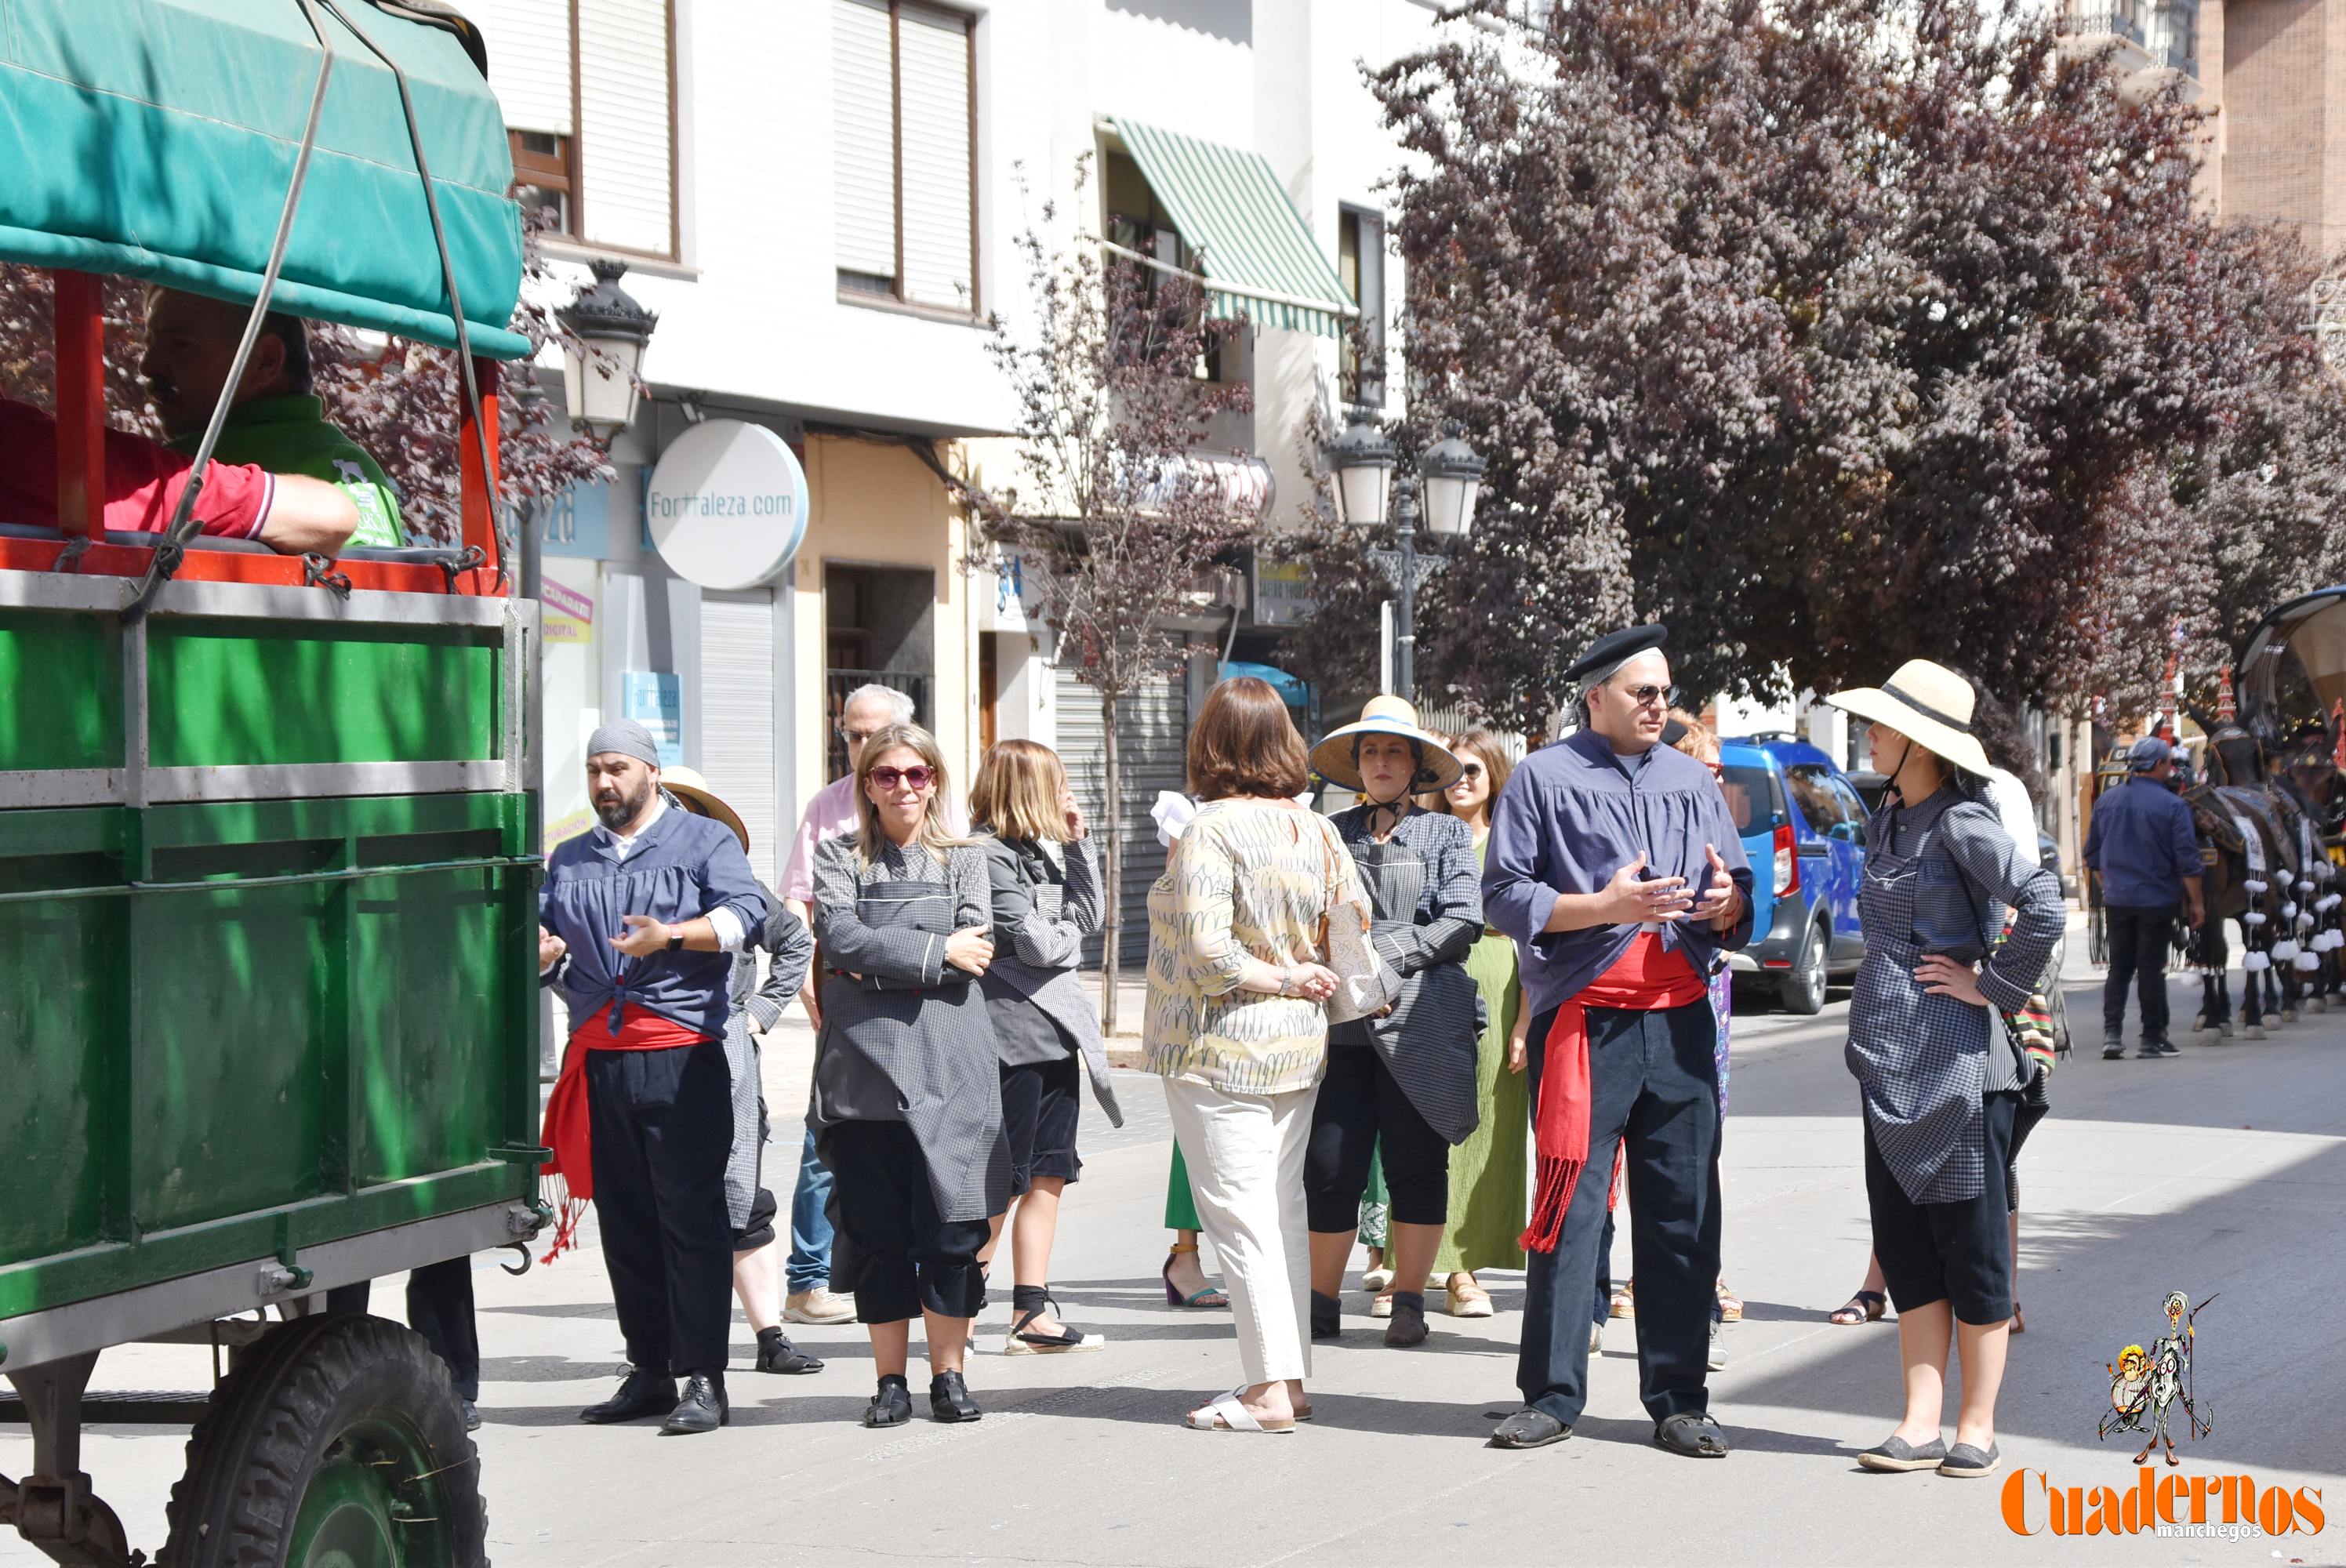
[968,739,1124,1353]
[809,724,1008,1427]
[1427,727,1531,1316]
[1146,677,1353,1433]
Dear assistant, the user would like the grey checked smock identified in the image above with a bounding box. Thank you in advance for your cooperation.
[1847,789,2064,1204]
[1327,805,1485,1145]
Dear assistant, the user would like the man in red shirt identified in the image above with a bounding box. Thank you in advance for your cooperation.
[1,397,357,554]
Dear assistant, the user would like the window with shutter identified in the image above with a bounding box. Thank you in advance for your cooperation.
[833,0,898,293]
[832,0,978,315]
[578,0,677,257]
[473,0,575,136]
[897,4,974,310]
[470,0,678,260]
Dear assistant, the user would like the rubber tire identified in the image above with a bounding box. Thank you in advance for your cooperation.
[1779,920,1829,1016]
[161,1312,485,1568]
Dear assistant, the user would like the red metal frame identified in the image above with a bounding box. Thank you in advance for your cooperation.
[53,270,107,542]
[17,267,507,597]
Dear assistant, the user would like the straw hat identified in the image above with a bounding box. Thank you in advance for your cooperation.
[1309,695,1464,793]
[1822,659,1994,778]
[659,764,750,853]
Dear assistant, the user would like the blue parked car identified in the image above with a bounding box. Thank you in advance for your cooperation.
[1718,736,1870,1014]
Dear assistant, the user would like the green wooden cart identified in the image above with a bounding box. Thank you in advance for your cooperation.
[1,4,547,1563]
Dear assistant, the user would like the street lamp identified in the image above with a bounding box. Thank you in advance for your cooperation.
[557,257,659,437]
[1325,421,1482,699]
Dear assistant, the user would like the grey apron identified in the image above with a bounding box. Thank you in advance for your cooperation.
[1333,837,1483,1145]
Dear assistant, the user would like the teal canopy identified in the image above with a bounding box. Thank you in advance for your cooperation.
[0,0,529,359]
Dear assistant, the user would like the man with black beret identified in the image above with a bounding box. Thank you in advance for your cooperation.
[1481,625,1755,1456]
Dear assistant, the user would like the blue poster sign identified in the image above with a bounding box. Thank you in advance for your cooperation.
[539,480,612,560]
[620,670,684,766]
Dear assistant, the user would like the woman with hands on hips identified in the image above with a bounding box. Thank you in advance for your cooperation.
[806,724,1010,1429]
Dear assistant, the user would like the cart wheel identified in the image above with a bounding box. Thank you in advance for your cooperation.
[161,1312,484,1568]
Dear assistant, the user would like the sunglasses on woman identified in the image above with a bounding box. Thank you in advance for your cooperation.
[870,765,936,791]
[1452,764,1485,782]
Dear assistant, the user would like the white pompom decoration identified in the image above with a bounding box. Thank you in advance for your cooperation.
[2243,913,2268,926]
[2273,939,2301,961]
[2246,880,2269,895]
[2246,952,2272,971]
[2297,952,2322,972]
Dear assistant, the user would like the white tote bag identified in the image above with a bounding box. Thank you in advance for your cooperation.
[1317,832,1401,1025]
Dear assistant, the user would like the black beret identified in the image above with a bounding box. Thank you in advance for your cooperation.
[1563,623,1668,684]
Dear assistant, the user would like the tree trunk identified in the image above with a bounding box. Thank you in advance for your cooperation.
[1099,686,1122,1036]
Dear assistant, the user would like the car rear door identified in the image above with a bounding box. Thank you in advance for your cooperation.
[1827,775,1871,965]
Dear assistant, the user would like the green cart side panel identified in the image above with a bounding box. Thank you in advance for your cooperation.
[0,793,539,1319]
[147,619,502,768]
[0,614,123,770]
[0,833,130,1266]
[130,876,337,1232]
[352,864,508,1184]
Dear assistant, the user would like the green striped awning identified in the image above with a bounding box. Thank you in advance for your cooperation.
[1112,119,1358,340]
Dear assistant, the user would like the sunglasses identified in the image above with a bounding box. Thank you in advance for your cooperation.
[1621,683,1678,710]
[1453,764,1485,782]
[870,765,937,792]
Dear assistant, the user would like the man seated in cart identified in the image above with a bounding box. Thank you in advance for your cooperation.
[0,395,359,554]
[142,285,408,547]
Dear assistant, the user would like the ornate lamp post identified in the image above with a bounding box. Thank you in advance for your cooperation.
[556,258,659,438]
[1324,420,1485,698]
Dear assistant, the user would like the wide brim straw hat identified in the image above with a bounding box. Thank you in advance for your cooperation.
[1309,695,1464,793]
[659,764,751,854]
[1822,659,1995,779]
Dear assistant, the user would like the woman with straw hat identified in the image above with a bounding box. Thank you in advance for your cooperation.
[1301,696,1485,1351]
[659,767,829,1380]
[1821,659,2064,1481]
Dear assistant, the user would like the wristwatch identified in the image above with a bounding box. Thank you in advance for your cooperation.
[666,930,685,952]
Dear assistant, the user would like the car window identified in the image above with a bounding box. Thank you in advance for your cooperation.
[1828,777,1869,832]
[1784,764,1849,833]
[1722,763,1787,834]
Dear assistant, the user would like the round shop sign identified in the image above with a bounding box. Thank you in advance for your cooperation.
[644,419,810,591]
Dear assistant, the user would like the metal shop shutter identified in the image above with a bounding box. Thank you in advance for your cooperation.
[1055,659,1189,968]
[700,592,779,891]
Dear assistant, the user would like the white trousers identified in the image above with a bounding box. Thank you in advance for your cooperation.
[1163,1077,1318,1388]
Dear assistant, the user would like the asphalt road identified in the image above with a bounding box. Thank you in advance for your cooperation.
[9,919,2341,1566]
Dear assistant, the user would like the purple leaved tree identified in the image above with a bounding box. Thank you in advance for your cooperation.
[960,167,1259,1026]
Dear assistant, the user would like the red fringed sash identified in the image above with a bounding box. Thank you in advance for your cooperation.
[1520,933,1707,1254]
[538,1000,713,1262]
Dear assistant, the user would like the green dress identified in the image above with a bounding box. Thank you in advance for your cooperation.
[1431,837,1528,1276]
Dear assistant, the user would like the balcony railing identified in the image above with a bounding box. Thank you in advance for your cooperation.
[2068,0,2144,45]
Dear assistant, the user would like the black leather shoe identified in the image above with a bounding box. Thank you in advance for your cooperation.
[579,1367,678,1425]
[929,1370,982,1423]
[660,1373,728,1435]
[755,1330,825,1374]
[864,1374,913,1428]
[1310,1290,1342,1341]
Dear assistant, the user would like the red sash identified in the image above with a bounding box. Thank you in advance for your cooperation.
[538,1001,714,1261]
[1520,933,1707,1254]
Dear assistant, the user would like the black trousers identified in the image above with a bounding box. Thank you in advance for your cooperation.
[324,1258,480,1401]
[1303,1045,1451,1232]
[1865,1091,2019,1325]
[586,1041,735,1377]
[2103,904,2176,1039]
[824,1120,990,1324]
[1518,1000,1720,1427]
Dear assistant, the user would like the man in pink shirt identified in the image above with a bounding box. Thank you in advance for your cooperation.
[774,682,967,1324]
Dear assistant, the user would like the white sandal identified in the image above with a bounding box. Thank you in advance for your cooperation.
[1184,1389,1296,1434]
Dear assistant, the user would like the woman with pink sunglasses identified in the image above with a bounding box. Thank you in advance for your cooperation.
[809,724,1008,1428]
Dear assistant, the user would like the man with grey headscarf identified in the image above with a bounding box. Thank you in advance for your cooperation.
[539,719,768,1435]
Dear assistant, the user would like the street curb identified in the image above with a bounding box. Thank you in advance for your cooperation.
[1105,1040,1146,1070]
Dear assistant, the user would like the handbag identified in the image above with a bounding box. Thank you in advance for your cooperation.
[1316,829,1402,1025]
